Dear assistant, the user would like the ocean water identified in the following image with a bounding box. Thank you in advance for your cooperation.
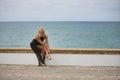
[0,21,120,48]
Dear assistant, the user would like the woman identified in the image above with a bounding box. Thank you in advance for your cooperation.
[30,28,51,66]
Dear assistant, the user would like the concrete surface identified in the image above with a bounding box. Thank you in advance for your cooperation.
[1,54,120,66]
[0,65,120,80]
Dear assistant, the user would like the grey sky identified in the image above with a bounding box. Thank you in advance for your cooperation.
[0,0,120,21]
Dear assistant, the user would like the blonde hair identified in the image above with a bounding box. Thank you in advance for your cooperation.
[38,28,45,36]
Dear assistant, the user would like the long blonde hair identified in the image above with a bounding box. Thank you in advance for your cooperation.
[38,28,45,36]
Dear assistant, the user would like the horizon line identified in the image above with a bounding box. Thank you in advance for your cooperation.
[0,21,120,22]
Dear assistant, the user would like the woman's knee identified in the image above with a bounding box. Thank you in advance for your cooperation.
[41,49,45,53]
[37,45,44,50]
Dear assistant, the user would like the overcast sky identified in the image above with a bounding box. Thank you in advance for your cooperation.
[0,0,120,21]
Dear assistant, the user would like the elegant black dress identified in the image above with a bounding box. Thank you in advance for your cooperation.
[30,36,45,65]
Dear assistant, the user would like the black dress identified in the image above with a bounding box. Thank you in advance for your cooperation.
[30,36,45,66]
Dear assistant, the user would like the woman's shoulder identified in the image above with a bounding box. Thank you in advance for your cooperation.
[34,34,40,39]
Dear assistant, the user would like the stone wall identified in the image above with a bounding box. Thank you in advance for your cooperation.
[0,48,120,54]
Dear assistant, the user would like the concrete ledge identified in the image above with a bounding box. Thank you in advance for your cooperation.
[0,48,120,54]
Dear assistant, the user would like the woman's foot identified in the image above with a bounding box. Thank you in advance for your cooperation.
[39,62,45,67]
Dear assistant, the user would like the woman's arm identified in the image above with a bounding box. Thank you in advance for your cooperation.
[44,34,50,53]
[44,34,49,44]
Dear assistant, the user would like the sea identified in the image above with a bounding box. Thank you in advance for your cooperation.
[0,21,120,48]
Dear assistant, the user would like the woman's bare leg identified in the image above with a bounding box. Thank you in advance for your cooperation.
[44,43,50,54]
[38,44,51,61]
[44,43,52,60]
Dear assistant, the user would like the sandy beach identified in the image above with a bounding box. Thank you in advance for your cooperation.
[0,64,120,80]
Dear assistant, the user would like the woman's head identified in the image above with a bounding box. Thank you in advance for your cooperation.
[38,28,45,36]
